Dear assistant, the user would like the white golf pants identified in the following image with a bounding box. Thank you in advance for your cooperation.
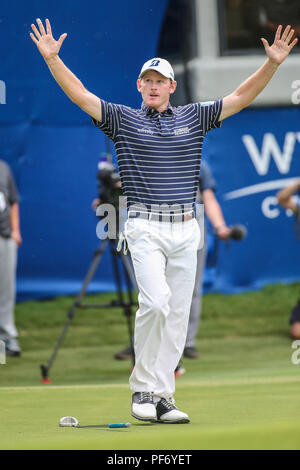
[125,217,201,399]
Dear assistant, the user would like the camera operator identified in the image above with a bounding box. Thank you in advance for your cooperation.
[92,157,122,211]
[276,178,300,340]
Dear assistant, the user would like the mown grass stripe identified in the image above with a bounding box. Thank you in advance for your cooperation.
[1,374,299,392]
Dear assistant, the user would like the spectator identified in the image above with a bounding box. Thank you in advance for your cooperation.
[276,178,300,339]
[0,160,22,356]
[184,161,231,359]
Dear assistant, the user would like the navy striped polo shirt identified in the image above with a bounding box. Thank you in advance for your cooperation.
[92,99,222,215]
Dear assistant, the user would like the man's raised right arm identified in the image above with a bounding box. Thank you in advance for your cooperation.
[30,18,101,121]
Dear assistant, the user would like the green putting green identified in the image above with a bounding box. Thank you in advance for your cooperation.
[0,376,300,450]
[1,285,300,449]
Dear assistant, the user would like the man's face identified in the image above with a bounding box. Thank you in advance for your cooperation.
[137,70,177,113]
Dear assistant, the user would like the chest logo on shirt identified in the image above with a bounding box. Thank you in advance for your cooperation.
[138,127,154,135]
[174,127,190,136]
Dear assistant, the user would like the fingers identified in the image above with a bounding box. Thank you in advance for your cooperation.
[46,18,52,36]
[58,33,67,46]
[36,18,46,36]
[278,24,298,49]
[281,25,291,41]
[31,18,52,41]
[290,37,298,50]
[30,18,56,44]
[261,37,269,50]
[280,24,297,45]
[275,24,298,48]
[286,28,295,44]
[275,25,282,42]
[31,23,41,40]
[29,32,38,45]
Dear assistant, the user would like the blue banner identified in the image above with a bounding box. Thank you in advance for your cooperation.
[0,0,168,300]
[203,106,300,292]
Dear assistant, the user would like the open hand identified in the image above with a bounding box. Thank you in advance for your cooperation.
[261,25,298,65]
[30,18,67,61]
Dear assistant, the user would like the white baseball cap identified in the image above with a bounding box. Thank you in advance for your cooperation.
[139,58,175,81]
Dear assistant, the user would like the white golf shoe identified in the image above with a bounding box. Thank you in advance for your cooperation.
[131,392,157,421]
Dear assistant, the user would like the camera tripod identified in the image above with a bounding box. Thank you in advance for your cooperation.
[40,237,137,383]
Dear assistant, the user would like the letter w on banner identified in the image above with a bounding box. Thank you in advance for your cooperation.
[242,132,300,175]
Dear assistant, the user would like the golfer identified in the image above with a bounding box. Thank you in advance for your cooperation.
[30,19,297,423]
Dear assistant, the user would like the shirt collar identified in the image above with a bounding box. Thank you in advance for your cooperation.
[141,102,174,116]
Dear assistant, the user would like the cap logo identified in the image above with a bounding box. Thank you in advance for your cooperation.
[150,59,160,67]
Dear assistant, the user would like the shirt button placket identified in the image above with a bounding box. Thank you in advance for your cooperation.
[159,114,168,137]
